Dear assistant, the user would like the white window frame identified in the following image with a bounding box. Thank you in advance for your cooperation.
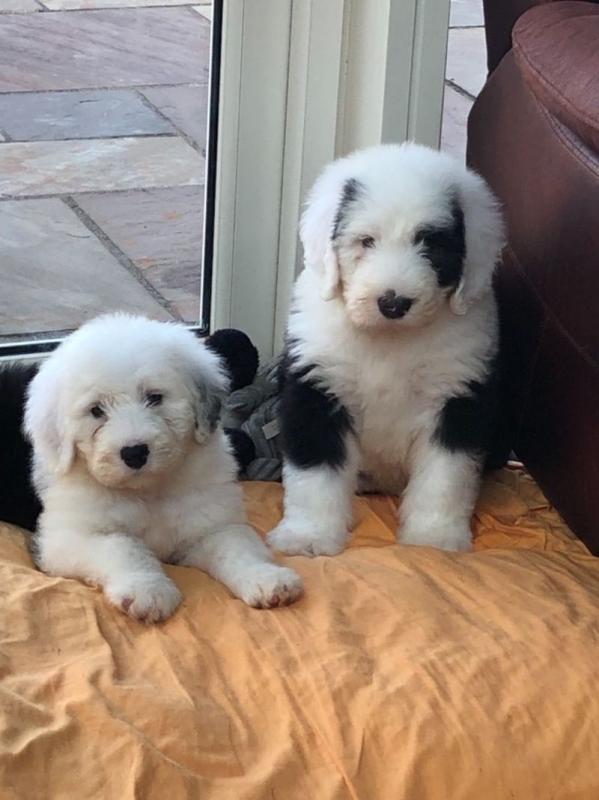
[210,0,450,357]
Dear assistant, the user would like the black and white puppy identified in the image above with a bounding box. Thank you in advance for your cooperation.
[268,143,506,555]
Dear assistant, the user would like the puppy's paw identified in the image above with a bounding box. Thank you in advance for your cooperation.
[235,563,303,609]
[267,523,347,557]
[399,523,472,552]
[107,574,183,623]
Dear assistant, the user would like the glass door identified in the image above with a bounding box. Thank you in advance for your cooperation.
[0,0,221,357]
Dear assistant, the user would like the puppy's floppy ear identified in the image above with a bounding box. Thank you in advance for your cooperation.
[186,341,230,444]
[300,168,363,302]
[321,241,341,302]
[24,357,75,477]
[449,172,505,316]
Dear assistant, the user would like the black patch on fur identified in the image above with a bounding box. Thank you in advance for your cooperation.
[224,427,256,475]
[0,363,42,531]
[434,354,509,471]
[416,197,466,289]
[332,178,363,240]
[279,345,353,470]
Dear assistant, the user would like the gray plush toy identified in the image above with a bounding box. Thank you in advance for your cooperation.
[205,330,284,481]
[221,355,284,481]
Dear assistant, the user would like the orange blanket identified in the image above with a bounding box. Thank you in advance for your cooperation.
[1,469,599,799]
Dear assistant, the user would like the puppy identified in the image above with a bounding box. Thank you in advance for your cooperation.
[268,143,505,556]
[0,328,257,531]
[24,314,302,622]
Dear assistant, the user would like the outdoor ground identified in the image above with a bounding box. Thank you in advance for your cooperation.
[0,0,212,339]
[0,0,484,341]
[443,0,486,160]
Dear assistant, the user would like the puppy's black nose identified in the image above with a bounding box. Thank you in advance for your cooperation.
[120,444,149,470]
[377,290,414,319]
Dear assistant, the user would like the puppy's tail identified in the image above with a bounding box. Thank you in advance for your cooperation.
[0,362,41,531]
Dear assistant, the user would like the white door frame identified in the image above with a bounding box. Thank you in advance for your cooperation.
[211,0,450,357]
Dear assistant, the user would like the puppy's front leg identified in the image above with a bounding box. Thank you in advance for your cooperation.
[268,458,358,557]
[180,524,303,608]
[399,441,481,552]
[266,364,359,557]
[37,520,181,623]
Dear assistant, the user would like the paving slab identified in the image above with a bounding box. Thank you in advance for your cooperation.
[0,7,209,92]
[75,186,204,322]
[0,137,205,197]
[139,85,208,150]
[450,0,484,28]
[440,85,472,162]
[43,1,200,8]
[446,27,487,98]
[0,89,175,142]
[193,5,212,21]
[0,0,41,11]
[0,198,171,336]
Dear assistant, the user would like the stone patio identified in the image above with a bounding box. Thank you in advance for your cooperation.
[0,0,484,340]
[0,0,212,339]
[441,0,486,161]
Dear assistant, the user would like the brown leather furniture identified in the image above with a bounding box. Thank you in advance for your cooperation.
[467,0,599,553]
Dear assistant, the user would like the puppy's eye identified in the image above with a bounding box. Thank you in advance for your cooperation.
[414,229,432,245]
[360,236,375,249]
[146,392,163,407]
[414,228,446,247]
[90,404,104,419]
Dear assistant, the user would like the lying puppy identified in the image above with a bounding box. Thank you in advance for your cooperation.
[24,314,302,622]
[268,143,506,556]
[0,328,258,531]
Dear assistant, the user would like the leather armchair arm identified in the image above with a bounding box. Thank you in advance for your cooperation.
[482,0,598,73]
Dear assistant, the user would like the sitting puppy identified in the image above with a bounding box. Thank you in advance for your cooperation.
[268,143,505,556]
[24,314,302,622]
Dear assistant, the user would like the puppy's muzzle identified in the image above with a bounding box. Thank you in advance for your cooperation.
[377,290,414,319]
[120,443,149,470]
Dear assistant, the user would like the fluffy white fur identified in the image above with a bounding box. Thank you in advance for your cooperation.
[268,143,504,556]
[25,314,302,623]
